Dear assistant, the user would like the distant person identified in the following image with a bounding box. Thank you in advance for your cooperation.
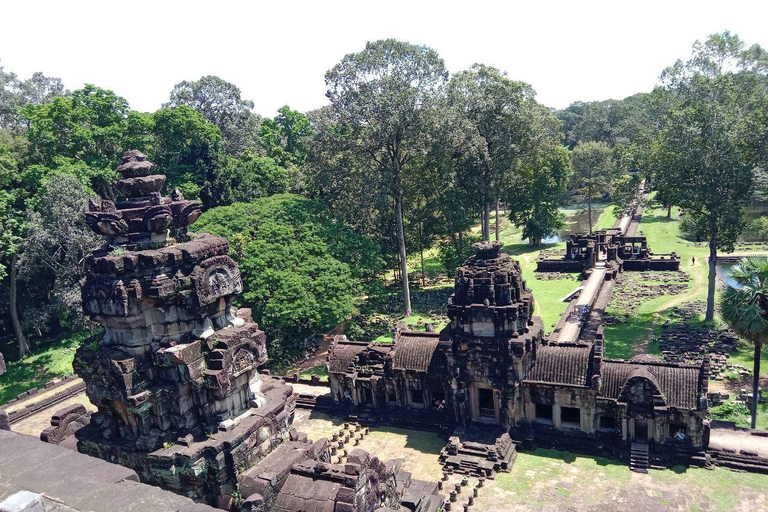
[691,256,695,266]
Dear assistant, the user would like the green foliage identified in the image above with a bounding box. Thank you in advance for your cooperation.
[151,105,221,202]
[437,233,480,278]
[205,150,290,207]
[506,145,571,245]
[710,400,752,427]
[679,211,710,242]
[743,217,768,242]
[165,75,259,155]
[195,194,384,365]
[259,106,313,168]
[0,329,92,405]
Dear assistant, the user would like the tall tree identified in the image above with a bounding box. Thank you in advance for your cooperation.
[570,141,615,232]
[447,65,553,242]
[165,76,259,155]
[506,144,571,245]
[324,39,448,316]
[259,106,313,168]
[0,63,66,130]
[654,32,763,321]
[720,257,768,428]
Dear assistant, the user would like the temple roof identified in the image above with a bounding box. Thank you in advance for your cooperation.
[600,360,702,409]
[392,332,442,372]
[525,344,592,387]
[327,342,368,373]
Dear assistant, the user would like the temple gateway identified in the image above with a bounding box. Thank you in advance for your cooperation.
[328,241,708,471]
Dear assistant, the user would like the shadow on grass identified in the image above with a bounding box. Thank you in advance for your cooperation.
[372,425,446,454]
[525,447,624,469]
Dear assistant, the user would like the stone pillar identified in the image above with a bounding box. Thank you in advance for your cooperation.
[553,403,562,428]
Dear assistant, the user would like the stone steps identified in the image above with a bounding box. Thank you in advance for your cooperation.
[630,442,649,474]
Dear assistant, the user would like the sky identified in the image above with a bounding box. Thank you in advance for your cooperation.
[2,0,767,117]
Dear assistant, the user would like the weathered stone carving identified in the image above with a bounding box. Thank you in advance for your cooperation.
[74,150,295,505]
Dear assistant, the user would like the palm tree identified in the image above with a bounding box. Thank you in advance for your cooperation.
[720,257,768,429]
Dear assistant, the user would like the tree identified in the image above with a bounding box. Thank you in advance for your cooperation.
[165,76,259,155]
[447,64,556,242]
[0,63,66,130]
[205,150,290,207]
[570,141,614,232]
[720,257,768,428]
[654,32,762,321]
[506,144,571,245]
[20,85,145,197]
[152,105,221,203]
[323,39,448,316]
[19,175,101,337]
[259,106,313,168]
[194,194,384,367]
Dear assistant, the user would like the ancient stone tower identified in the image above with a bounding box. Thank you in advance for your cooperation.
[74,150,295,505]
[446,241,543,428]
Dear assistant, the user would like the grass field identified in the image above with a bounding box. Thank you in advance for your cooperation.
[0,330,90,406]
[477,448,768,512]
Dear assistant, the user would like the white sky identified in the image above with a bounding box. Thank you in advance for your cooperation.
[2,0,767,117]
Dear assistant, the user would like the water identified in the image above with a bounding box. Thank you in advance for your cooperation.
[542,207,605,244]
[717,264,741,290]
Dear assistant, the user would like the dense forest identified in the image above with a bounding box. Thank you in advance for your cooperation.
[0,31,766,368]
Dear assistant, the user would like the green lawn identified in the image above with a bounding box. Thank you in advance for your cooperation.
[0,330,91,406]
[299,364,329,382]
[485,447,768,512]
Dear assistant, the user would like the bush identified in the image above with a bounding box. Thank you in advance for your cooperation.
[710,400,751,428]
[679,211,709,242]
[195,194,384,366]
[743,217,768,242]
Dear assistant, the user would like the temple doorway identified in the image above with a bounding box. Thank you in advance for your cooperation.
[470,384,499,423]
[359,386,373,405]
[634,419,649,441]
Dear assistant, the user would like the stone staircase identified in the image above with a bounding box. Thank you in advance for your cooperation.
[630,442,650,473]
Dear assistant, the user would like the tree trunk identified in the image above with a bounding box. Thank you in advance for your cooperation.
[667,204,672,219]
[419,233,426,288]
[395,191,412,317]
[587,185,593,234]
[706,224,717,322]
[495,199,500,242]
[482,202,490,242]
[751,342,761,429]
[10,253,30,358]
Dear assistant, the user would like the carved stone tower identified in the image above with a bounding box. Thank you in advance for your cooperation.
[74,150,295,505]
[446,241,543,428]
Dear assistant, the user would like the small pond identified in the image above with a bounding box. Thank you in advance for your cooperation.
[717,263,742,290]
[542,206,605,244]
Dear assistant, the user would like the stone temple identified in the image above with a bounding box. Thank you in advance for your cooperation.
[328,241,709,475]
[41,150,442,511]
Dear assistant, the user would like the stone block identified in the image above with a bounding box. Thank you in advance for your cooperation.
[0,491,45,512]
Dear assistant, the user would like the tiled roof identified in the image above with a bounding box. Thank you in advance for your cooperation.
[392,332,441,372]
[525,345,592,386]
[600,360,701,409]
[327,342,367,373]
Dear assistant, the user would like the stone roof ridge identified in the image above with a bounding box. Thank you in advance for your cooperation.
[602,357,702,370]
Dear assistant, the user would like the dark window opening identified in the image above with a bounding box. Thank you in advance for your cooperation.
[535,403,553,422]
[478,389,495,417]
[410,389,424,404]
[599,416,616,430]
[360,387,372,404]
[387,391,396,403]
[561,407,580,425]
